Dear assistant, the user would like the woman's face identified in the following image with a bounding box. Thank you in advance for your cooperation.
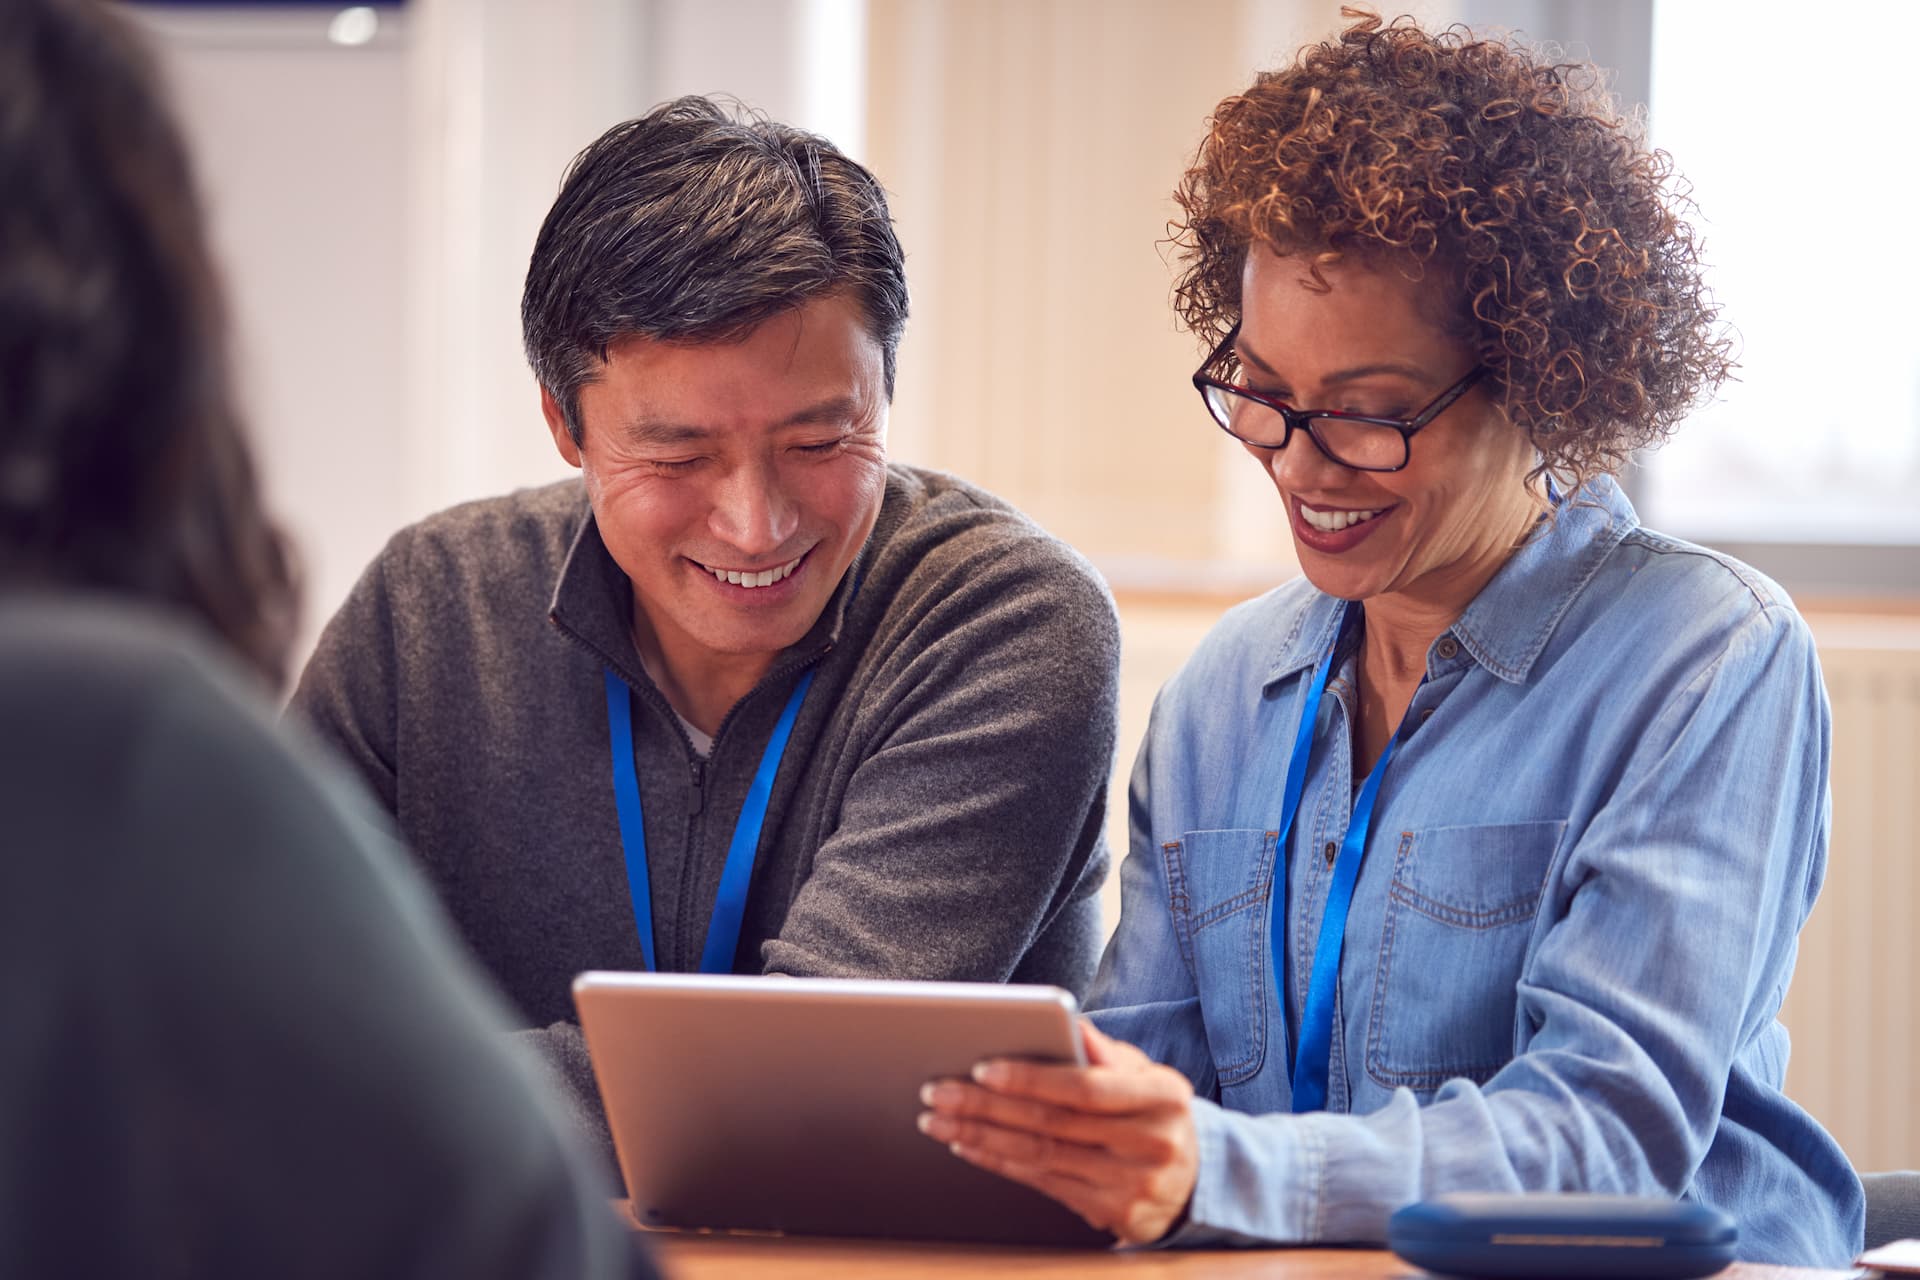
[1236,245,1537,610]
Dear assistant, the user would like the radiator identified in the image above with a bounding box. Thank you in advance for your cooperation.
[1779,634,1920,1173]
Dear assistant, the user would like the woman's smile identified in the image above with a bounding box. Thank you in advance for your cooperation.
[1290,498,1396,553]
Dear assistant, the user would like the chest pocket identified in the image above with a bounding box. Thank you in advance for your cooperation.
[1365,819,1564,1095]
[1164,828,1276,1089]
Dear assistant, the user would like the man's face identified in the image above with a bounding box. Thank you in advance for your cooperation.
[546,292,889,680]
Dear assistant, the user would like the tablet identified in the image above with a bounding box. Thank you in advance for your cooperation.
[572,971,1111,1247]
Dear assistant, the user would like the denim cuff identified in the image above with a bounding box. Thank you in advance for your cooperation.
[1154,1097,1317,1248]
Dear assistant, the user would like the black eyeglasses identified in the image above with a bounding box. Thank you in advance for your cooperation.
[1192,325,1487,472]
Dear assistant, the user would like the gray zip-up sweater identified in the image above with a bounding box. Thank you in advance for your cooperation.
[290,464,1119,1147]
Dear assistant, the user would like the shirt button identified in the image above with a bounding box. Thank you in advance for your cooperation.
[1436,636,1460,660]
[1421,707,1435,722]
[1324,841,1338,867]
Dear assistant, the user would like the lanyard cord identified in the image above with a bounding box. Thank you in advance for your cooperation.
[603,665,816,974]
[1272,601,1426,1112]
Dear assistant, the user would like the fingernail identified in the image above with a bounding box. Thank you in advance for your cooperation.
[918,1083,936,1107]
[915,1112,934,1135]
[948,1142,966,1158]
[971,1061,1006,1086]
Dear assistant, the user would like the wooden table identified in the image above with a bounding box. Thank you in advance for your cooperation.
[643,1226,1862,1279]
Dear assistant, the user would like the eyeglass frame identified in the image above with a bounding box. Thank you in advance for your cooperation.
[1191,323,1489,473]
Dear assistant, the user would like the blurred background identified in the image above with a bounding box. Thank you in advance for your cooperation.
[125,0,1916,1170]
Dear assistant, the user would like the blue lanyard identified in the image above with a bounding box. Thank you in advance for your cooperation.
[603,666,815,973]
[1272,601,1421,1113]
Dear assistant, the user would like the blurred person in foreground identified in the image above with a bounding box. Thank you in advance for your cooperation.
[289,98,1119,1150]
[919,11,1861,1266]
[0,1,655,1275]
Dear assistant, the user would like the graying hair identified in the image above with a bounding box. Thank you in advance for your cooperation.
[521,96,910,443]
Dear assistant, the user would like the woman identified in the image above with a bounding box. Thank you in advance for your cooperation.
[0,1,652,1275]
[917,11,1861,1267]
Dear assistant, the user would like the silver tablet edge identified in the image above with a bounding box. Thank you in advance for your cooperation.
[573,969,1080,1016]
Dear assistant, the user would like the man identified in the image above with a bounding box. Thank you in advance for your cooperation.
[291,98,1119,1145]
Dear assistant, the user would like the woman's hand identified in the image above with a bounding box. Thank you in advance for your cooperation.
[916,1018,1198,1245]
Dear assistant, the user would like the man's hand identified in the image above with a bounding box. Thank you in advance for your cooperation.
[916,1018,1198,1245]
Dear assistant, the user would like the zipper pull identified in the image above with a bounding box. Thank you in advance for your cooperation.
[689,757,705,815]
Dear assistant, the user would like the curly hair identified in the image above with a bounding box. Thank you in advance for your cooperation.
[1172,8,1732,486]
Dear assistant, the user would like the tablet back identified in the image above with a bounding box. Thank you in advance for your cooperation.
[573,972,1111,1247]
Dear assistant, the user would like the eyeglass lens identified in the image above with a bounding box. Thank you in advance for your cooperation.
[1201,383,1407,469]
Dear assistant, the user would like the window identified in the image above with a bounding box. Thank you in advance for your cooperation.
[1644,1,1920,553]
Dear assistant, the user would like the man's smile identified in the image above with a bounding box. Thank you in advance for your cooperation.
[694,550,807,590]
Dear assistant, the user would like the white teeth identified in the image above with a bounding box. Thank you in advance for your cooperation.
[706,554,802,589]
[1300,503,1384,533]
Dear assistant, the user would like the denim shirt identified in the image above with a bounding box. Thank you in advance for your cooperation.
[1085,477,1863,1267]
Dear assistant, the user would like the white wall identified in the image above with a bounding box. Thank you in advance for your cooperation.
[136,6,415,669]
